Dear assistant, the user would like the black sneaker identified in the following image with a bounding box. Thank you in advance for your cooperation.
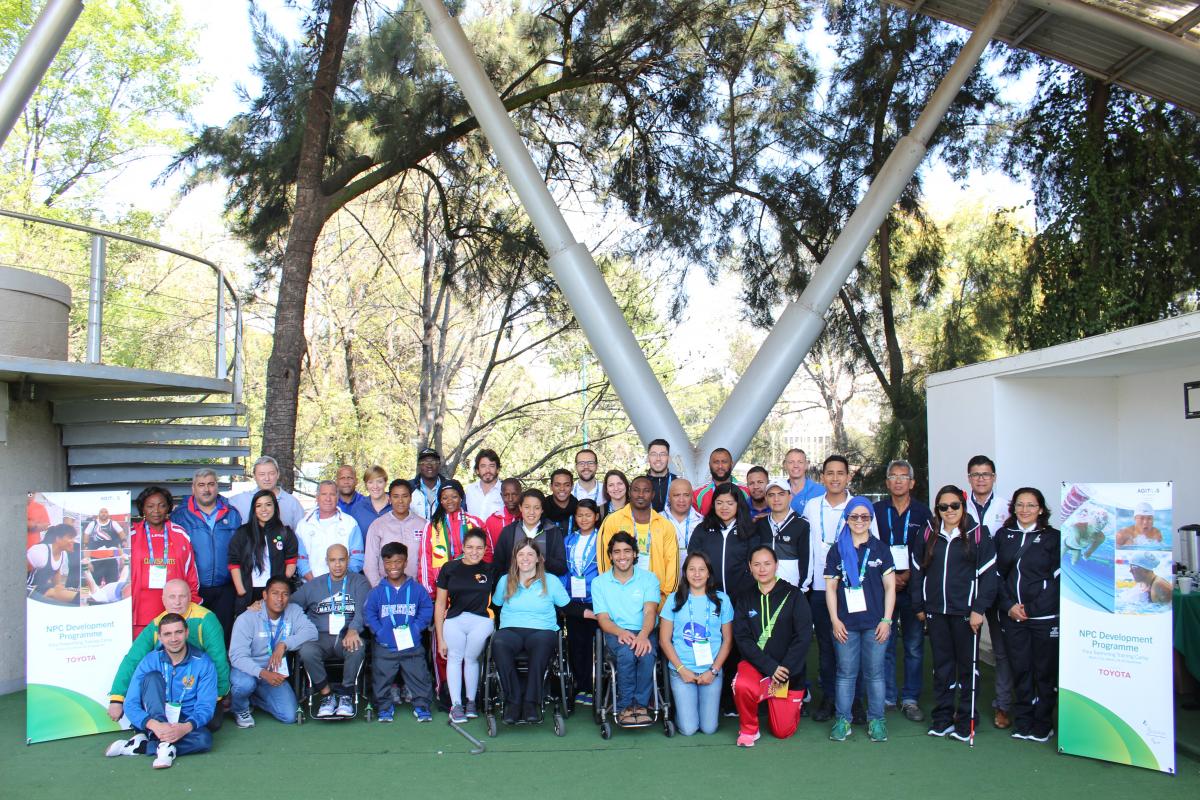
[811,696,835,722]
[927,723,954,737]
[851,700,867,725]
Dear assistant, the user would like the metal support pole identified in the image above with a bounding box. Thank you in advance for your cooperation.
[0,0,83,150]
[696,0,1015,469]
[86,234,106,364]
[215,276,227,380]
[418,0,695,471]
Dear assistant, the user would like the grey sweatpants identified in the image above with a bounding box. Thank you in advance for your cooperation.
[298,632,366,695]
[372,646,433,711]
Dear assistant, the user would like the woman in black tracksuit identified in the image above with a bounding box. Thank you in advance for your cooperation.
[994,487,1060,743]
[910,484,996,742]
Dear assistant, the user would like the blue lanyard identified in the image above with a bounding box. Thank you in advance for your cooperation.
[844,542,871,588]
[327,575,347,615]
[819,502,839,544]
[888,506,911,546]
[159,659,183,704]
[569,531,598,577]
[387,582,412,628]
[631,517,651,553]
[265,616,286,650]
[147,524,169,564]
[421,480,440,513]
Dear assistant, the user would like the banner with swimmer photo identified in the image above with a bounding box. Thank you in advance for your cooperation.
[1058,482,1173,773]
[26,491,131,743]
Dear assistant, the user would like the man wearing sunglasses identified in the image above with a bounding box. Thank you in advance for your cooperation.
[963,455,1012,730]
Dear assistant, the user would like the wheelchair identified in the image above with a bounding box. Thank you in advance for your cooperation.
[592,629,674,739]
[481,626,573,737]
[290,643,374,723]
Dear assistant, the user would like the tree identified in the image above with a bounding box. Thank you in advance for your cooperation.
[0,0,200,210]
[1005,68,1200,349]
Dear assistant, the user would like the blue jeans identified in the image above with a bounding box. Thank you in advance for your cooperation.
[230,667,297,724]
[884,591,924,705]
[604,632,656,712]
[668,668,722,735]
[834,628,887,722]
[135,672,213,755]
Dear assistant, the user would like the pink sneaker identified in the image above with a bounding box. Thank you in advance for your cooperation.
[736,731,761,747]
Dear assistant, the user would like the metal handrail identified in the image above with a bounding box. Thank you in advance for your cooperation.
[0,208,243,404]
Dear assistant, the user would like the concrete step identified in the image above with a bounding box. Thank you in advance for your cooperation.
[61,423,249,446]
[67,443,249,466]
[53,400,246,424]
[70,462,245,486]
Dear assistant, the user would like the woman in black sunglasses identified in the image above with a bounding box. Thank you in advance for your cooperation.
[910,484,997,743]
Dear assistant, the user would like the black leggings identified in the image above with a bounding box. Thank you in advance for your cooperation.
[492,627,557,711]
[1003,617,1059,737]
[928,612,977,734]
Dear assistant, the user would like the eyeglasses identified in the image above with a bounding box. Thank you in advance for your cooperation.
[967,472,994,479]
[846,514,872,522]
[1014,502,1040,510]
[886,474,912,481]
[576,460,596,467]
[936,502,963,512]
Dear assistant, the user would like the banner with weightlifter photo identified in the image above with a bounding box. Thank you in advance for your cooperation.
[25,490,131,744]
[1058,482,1174,774]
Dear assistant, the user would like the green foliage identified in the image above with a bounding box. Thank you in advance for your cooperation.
[1006,69,1200,349]
[0,0,202,209]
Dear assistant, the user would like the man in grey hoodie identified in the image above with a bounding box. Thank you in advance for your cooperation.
[291,543,371,718]
[228,576,317,727]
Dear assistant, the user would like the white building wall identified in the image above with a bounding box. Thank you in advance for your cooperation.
[926,373,997,505]
[1116,365,1200,561]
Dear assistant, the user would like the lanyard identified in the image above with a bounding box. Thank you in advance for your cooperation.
[757,590,788,648]
[387,582,412,628]
[439,513,466,560]
[888,506,911,546]
[687,596,712,641]
[265,616,286,650]
[421,480,440,514]
[631,516,652,553]
[147,524,169,564]
[819,502,841,544]
[770,512,794,541]
[847,541,871,587]
[570,531,597,578]
[327,575,347,615]
[973,494,992,524]
[159,658,185,704]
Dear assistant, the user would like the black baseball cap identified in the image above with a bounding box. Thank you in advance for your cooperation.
[417,448,441,461]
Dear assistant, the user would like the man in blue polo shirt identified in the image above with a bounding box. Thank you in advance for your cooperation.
[591,532,661,726]
[874,459,932,722]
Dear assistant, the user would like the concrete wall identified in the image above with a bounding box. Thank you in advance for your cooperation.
[1115,365,1200,560]
[0,267,70,360]
[0,387,66,693]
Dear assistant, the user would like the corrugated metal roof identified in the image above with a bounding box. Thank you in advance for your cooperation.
[884,0,1200,114]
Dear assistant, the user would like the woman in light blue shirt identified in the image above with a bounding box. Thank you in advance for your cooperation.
[492,540,569,724]
[659,551,734,735]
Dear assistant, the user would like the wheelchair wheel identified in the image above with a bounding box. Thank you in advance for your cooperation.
[600,721,612,740]
[295,709,304,725]
[664,719,675,737]
[554,712,566,737]
[486,715,497,738]
[363,706,374,723]
[592,630,605,725]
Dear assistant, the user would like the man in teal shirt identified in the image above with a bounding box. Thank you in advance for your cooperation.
[592,532,661,725]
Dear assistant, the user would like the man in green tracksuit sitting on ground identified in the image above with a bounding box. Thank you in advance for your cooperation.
[108,578,230,729]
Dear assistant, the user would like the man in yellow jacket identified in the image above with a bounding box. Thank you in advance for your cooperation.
[599,476,678,603]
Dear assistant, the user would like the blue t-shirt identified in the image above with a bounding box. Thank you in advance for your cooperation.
[824,536,895,631]
[493,574,569,630]
[660,590,734,673]
[590,568,661,631]
[788,480,827,516]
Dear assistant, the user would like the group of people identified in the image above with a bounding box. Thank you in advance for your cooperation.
[101,442,1061,768]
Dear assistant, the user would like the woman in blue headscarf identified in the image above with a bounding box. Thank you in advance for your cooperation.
[823,496,895,744]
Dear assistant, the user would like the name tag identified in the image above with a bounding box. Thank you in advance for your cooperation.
[275,658,289,678]
[328,613,345,634]
[844,586,867,614]
[148,565,168,590]
[890,545,909,571]
[570,577,587,599]
[691,640,714,667]
[165,702,182,724]
[636,554,650,571]
[394,625,415,651]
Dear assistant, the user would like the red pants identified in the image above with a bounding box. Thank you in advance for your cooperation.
[732,660,803,739]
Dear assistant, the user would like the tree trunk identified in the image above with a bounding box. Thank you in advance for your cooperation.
[261,0,357,490]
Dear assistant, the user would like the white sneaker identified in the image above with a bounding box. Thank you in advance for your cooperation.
[152,742,176,769]
[318,694,338,718]
[235,709,255,728]
[335,696,354,717]
[105,733,147,757]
